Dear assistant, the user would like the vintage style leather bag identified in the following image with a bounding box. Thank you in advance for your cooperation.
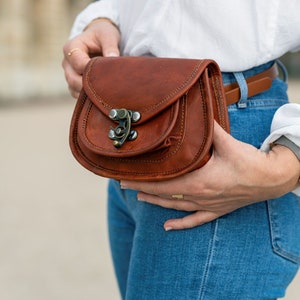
[69,56,230,181]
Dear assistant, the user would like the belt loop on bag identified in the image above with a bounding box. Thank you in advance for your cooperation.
[233,72,248,108]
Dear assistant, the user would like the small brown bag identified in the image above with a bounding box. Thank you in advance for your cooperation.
[69,56,230,181]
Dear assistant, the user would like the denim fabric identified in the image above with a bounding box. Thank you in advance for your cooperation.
[107,62,300,300]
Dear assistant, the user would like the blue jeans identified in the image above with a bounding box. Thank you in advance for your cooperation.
[107,62,300,300]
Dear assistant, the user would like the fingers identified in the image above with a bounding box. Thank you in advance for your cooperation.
[62,43,90,98]
[138,192,199,211]
[137,192,222,230]
[63,43,91,73]
[121,174,191,198]
[98,32,120,57]
[62,57,84,98]
[121,125,235,196]
[62,20,121,98]
[86,19,120,58]
[164,211,220,231]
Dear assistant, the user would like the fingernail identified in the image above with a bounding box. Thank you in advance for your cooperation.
[164,226,173,231]
[106,52,119,57]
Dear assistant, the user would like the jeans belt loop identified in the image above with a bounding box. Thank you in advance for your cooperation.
[276,59,288,82]
[233,72,248,108]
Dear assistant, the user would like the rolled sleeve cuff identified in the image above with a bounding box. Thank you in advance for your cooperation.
[69,1,119,39]
[260,103,300,196]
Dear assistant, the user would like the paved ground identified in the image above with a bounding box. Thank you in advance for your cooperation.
[0,100,119,299]
[1,81,300,300]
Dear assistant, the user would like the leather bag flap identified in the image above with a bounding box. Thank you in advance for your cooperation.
[77,56,214,157]
[83,56,209,122]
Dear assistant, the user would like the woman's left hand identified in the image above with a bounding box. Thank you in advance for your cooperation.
[121,122,300,231]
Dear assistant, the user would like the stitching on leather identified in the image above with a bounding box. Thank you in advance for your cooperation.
[85,58,205,114]
[211,68,227,130]
[75,87,209,177]
[81,101,178,154]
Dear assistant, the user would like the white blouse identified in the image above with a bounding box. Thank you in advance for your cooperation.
[70,0,300,194]
[70,0,300,71]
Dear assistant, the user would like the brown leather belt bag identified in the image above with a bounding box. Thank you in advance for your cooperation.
[69,56,275,181]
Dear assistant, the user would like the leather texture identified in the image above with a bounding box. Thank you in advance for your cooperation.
[70,56,230,181]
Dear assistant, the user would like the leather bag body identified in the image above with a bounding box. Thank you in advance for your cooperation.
[69,56,230,181]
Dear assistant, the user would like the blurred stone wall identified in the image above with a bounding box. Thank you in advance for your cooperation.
[0,0,91,105]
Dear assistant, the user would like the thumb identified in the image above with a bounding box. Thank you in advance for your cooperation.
[84,20,121,57]
[213,120,231,149]
[97,26,120,57]
[213,120,245,160]
[102,43,120,57]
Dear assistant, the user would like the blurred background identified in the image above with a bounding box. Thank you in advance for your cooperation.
[0,1,300,299]
[0,0,89,104]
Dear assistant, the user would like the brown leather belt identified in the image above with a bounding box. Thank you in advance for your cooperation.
[224,63,278,105]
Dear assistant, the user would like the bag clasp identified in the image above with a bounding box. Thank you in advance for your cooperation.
[108,108,141,148]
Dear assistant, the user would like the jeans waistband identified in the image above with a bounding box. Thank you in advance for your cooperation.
[222,61,278,85]
[222,60,286,108]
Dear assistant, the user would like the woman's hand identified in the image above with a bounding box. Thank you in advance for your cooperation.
[121,121,300,231]
[62,19,120,98]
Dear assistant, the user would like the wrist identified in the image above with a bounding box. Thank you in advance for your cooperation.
[272,135,300,160]
[272,136,300,186]
[269,144,300,192]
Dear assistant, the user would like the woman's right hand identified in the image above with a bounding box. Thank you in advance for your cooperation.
[62,19,120,98]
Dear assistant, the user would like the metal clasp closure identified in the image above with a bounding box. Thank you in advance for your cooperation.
[108,108,141,148]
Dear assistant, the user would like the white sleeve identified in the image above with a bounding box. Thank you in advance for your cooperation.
[260,103,300,195]
[69,0,119,39]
